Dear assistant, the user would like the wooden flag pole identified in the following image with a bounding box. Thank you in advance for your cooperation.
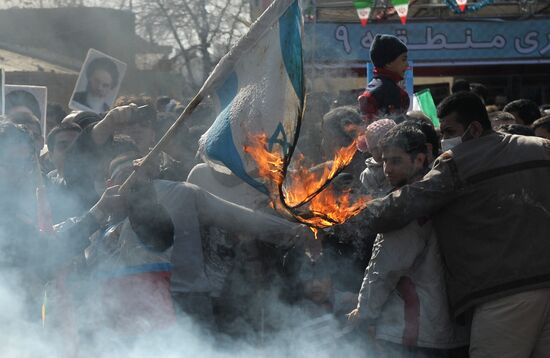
[118,92,204,194]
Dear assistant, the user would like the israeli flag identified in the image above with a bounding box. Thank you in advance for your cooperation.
[198,0,304,194]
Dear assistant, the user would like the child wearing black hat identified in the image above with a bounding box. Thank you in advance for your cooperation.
[358,34,410,124]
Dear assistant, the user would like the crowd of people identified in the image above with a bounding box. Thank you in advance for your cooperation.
[2,33,550,358]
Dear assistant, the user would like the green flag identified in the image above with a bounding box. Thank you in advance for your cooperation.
[413,89,440,127]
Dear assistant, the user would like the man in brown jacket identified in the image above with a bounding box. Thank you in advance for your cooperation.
[357,92,550,358]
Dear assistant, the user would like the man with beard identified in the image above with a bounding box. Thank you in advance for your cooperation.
[357,92,550,358]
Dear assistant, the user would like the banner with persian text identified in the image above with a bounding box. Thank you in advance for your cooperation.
[305,19,550,65]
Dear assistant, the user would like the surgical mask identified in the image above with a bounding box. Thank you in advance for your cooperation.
[441,124,472,152]
[441,136,462,152]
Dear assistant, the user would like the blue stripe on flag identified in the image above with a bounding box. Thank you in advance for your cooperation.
[204,72,268,194]
[279,0,303,100]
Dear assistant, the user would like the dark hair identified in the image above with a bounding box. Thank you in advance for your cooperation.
[437,92,492,130]
[532,116,550,132]
[0,120,34,154]
[503,99,541,125]
[380,123,428,159]
[8,111,42,135]
[86,57,119,89]
[46,103,67,126]
[5,90,42,120]
[62,111,101,129]
[470,83,488,103]
[156,96,172,111]
[46,123,82,152]
[498,124,535,136]
[400,119,440,158]
[489,111,516,123]
[451,79,470,93]
[322,106,362,145]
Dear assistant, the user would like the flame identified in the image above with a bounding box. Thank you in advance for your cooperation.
[243,133,370,230]
[243,134,285,186]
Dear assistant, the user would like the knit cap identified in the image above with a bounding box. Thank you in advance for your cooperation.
[370,34,408,68]
[365,119,397,152]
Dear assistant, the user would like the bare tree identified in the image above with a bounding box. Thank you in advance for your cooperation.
[3,0,251,94]
[134,0,251,93]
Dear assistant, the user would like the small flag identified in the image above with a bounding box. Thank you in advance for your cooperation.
[392,0,409,24]
[412,89,439,127]
[456,0,467,12]
[353,0,373,27]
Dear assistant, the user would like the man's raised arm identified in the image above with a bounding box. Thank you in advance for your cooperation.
[358,154,461,233]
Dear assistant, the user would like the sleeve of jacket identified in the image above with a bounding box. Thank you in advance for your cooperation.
[191,184,301,246]
[357,222,428,320]
[358,90,380,122]
[357,154,461,234]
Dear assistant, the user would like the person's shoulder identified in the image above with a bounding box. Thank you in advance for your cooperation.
[154,179,199,196]
[186,163,211,183]
[366,77,384,92]
[367,76,400,97]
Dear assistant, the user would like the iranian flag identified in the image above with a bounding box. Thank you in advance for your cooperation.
[353,0,373,27]
[412,89,440,127]
[456,0,467,12]
[392,0,409,24]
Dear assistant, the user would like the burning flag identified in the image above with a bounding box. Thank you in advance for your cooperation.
[199,0,303,196]
[391,0,410,25]
[197,0,368,230]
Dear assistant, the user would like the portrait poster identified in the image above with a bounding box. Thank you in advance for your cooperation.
[69,48,127,114]
[5,84,48,136]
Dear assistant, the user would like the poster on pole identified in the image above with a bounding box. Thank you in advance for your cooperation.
[69,48,127,114]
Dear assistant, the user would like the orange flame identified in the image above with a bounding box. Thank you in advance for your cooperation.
[243,133,370,229]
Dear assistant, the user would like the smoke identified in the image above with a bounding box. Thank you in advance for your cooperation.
[0,2,372,356]
[0,266,367,358]
[0,161,368,358]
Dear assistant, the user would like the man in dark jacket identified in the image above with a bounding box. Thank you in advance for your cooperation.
[356,92,550,358]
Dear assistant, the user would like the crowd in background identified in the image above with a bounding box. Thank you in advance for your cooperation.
[2,37,550,357]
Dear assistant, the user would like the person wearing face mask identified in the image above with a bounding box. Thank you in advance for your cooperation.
[353,91,550,358]
[348,123,468,357]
